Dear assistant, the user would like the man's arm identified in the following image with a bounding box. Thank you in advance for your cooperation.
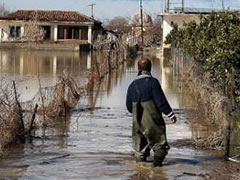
[126,85,133,113]
[152,78,176,122]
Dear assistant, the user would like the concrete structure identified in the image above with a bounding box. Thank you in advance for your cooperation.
[159,13,200,49]
[129,12,153,27]
[128,11,153,46]
[159,7,219,49]
[0,10,103,46]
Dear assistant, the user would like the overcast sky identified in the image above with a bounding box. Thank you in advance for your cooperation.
[1,0,240,21]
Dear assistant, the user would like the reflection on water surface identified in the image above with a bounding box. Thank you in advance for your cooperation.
[0,49,212,180]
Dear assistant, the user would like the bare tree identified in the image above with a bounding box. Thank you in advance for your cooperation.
[144,16,163,47]
[22,14,45,42]
[0,3,10,16]
[104,16,131,34]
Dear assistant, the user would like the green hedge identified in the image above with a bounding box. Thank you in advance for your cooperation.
[165,11,240,105]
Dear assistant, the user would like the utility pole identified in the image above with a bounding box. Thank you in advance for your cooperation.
[167,0,170,13]
[140,0,144,47]
[222,0,225,10]
[88,3,96,18]
[182,0,184,13]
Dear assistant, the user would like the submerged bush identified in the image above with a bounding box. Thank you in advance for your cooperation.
[0,79,25,150]
[165,10,240,106]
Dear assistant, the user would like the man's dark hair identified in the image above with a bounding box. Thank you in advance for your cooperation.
[138,58,152,72]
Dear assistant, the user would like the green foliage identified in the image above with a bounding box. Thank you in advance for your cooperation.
[165,11,240,104]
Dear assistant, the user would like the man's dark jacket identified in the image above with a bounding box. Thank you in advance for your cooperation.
[126,71,175,159]
[126,72,174,119]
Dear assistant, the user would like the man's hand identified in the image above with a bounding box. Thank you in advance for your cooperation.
[170,116,177,124]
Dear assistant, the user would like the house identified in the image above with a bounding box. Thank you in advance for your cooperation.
[159,8,215,49]
[129,11,153,46]
[0,10,103,46]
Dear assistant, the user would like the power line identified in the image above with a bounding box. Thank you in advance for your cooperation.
[88,3,96,18]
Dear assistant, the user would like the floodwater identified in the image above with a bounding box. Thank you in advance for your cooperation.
[0,49,225,180]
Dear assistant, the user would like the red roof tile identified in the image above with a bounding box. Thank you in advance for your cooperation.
[4,10,101,24]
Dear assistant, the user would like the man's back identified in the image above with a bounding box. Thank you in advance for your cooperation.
[126,58,176,167]
[126,73,174,118]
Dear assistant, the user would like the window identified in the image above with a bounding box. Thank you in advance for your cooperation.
[58,26,80,40]
[81,27,88,40]
[58,26,64,39]
[9,26,21,38]
[41,26,51,40]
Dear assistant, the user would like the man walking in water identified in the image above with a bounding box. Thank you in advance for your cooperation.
[126,58,177,167]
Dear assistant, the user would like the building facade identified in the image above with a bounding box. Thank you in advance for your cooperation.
[159,8,215,49]
[0,10,103,45]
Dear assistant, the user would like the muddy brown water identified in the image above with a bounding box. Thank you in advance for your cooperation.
[0,49,227,179]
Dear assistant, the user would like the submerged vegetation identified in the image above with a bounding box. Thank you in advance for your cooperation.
[0,74,81,150]
[166,11,240,151]
[0,80,25,149]
[166,11,240,106]
[0,43,126,153]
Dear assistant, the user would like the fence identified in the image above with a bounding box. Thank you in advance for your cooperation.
[170,48,240,162]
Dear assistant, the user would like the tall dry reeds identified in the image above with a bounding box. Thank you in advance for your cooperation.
[35,73,81,126]
[176,54,230,150]
[0,79,25,150]
[0,73,82,151]
[0,42,126,152]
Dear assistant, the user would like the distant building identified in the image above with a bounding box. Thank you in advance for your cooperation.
[129,12,153,28]
[160,13,200,49]
[159,8,217,49]
[128,12,153,46]
[0,10,103,45]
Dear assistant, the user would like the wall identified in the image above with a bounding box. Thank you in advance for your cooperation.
[160,14,200,49]
[0,20,98,44]
[0,42,81,51]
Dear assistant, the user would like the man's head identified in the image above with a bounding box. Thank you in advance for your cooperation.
[138,58,152,73]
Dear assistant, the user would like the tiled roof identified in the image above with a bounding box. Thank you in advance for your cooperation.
[2,10,101,24]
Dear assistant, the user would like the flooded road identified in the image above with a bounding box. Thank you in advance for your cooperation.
[0,49,224,180]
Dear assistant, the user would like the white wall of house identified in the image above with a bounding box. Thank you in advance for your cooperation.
[161,14,200,49]
[20,26,24,38]
[0,24,8,42]
[53,24,58,42]
[0,20,97,45]
[0,28,2,42]
[2,29,8,41]
[88,25,92,44]
[162,20,173,48]
[0,28,9,42]
[0,22,25,42]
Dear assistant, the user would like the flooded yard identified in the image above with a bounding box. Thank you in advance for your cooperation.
[0,49,231,179]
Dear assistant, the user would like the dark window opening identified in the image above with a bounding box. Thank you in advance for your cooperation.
[41,26,51,40]
[58,26,81,40]
[81,27,88,40]
[73,28,79,39]
[67,27,73,39]
[58,26,64,39]
[9,26,21,38]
